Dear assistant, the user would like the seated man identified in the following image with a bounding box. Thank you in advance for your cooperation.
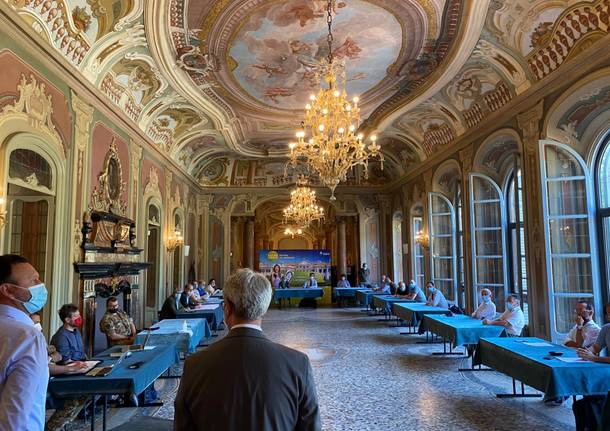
[50,304,86,362]
[471,289,496,321]
[372,275,394,294]
[303,273,318,288]
[195,280,207,297]
[394,281,408,296]
[99,297,136,347]
[207,278,219,294]
[180,283,198,310]
[337,274,351,288]
[564,301,600,349]
[400,281,426,302]
[160,286,183,320]
[483,294,525,336]
[426,281,449,309]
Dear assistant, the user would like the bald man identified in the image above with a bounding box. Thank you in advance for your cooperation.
[471,289,496,321]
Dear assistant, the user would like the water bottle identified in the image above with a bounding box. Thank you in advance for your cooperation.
[182,320,188,332]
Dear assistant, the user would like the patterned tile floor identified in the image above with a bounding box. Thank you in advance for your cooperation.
[72,307,576,430]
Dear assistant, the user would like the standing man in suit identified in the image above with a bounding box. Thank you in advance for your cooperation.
[175,268,320,431]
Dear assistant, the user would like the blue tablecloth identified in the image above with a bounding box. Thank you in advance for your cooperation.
[177,304,224,330]
[392,303,451,327]
[371,295,420,314]
[355,289,377,306]
[334,288,361,298]
[203,297,223,305]
[48,344,178,397]
[135,318,210,354]
[212,291,223,298]
[419,314,506,347]
[273,288,324,300]
[473,337,610,400]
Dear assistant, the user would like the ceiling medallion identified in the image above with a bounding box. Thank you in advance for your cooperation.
[287,0,383,200]
[282,176,324,229]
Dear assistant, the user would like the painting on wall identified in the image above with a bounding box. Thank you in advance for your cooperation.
[227,0,402,109]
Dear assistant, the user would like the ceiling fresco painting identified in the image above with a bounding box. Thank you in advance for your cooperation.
[4,0,610,189]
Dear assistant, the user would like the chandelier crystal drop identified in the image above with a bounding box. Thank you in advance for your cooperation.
[282,177,324,228]
[284,227,303,239]
[287,0,383,200]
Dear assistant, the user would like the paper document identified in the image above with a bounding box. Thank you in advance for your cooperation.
[197,304,220,310]
[522,342,553,347]
[143,346,156,350]
[555,357,586,363]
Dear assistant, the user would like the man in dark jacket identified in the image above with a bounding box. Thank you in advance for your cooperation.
[175,268,320,431]
[159,286,182,320]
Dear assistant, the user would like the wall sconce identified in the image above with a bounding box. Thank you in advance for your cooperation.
[415,230,429,248]
[0,198,5,228]
[284,227,303,238]
[167,227,184,252]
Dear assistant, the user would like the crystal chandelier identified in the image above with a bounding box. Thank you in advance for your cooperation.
[287,0,383,200]
[282,177,324,228]
[284,227,303,238]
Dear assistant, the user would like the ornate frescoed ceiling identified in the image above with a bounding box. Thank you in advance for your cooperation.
[5,0,610,189]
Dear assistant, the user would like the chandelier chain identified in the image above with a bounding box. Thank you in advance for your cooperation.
[326,0,333,65]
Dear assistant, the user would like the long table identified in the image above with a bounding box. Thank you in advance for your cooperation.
[392,303,451,332]
[48,344,178,431]
[135,318,210,355]
[176,303,224,330]
[273,288,324,308]
[371,296,420,319]
[334,287,363,307]
[418,314,506,357]
[473,337,610,400]
[355,289,381,310]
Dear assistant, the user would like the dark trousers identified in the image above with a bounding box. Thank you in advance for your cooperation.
[573,395,606,431]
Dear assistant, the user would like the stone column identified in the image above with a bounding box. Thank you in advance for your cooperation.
[198,195,212,279]
[246,218,255,269]
[422,170,434,284]
[459,146,474,312]
[376,194,393,278]
[338,218,347,277]
[401,184,412,281]
[517,101,549,339]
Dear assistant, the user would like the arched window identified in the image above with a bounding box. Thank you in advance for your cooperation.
[455,183,465,306]
[469,173,508,311]
[172,213,183,290]
[428,193,457,302]
[542,142,599,340]
[595,136,610,308]
[392,212,403,282]
[411,206,425,289]
[506,169,529,319]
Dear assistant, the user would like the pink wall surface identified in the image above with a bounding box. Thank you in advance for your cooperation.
[90,122,130,203]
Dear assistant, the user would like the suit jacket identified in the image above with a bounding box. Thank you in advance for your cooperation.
[159,295,181,320]
[174,327,320,431]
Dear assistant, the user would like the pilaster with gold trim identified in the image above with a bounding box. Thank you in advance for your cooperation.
[422,170,434,285]
[459,145,475,312]
[517,101,549,338]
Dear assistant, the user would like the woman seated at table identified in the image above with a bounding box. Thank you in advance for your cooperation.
[483,295,524,336]
[471,289,496,321]
[425,282,449,309]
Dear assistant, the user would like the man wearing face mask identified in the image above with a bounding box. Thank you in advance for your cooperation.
[0,254,49,431]
[303,272,318,288]
[51,304,87,362]
[425,281,449,309]
[160,286,184,320]
[100,296,136,347]
[483,294,525,336]
[564,301,600,349]
[359,263,371,287]
[471,289,496,321]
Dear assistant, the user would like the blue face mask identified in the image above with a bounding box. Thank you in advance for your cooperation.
[428,287,436,294]
[506,302,514,312]
[481,295,491,303]
[19,283,48,314]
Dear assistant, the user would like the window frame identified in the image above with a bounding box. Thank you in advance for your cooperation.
[428,192,458,302]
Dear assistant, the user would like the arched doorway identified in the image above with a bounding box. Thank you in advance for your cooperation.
[144,201,161,326]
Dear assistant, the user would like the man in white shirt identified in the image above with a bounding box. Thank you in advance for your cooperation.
[483,294,525,336]
[471,288,496,321]
[564,301,600,349]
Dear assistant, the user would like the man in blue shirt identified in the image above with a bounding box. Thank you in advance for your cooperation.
[0,254,49,431]
[51,303,87,361]
[303,273,318,288]
[337,274,351,288]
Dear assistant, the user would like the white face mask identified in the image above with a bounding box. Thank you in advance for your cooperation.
[34,322,42,332]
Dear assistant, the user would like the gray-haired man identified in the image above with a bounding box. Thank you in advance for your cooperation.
[175,268,321,431]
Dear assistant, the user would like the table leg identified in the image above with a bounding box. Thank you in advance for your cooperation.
[432,338,465,356]
[102,394,107,431]
[496,378,542,398]
[90,394,96,431]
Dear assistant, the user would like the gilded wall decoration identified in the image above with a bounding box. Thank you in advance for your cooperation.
[90,138,128,215]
